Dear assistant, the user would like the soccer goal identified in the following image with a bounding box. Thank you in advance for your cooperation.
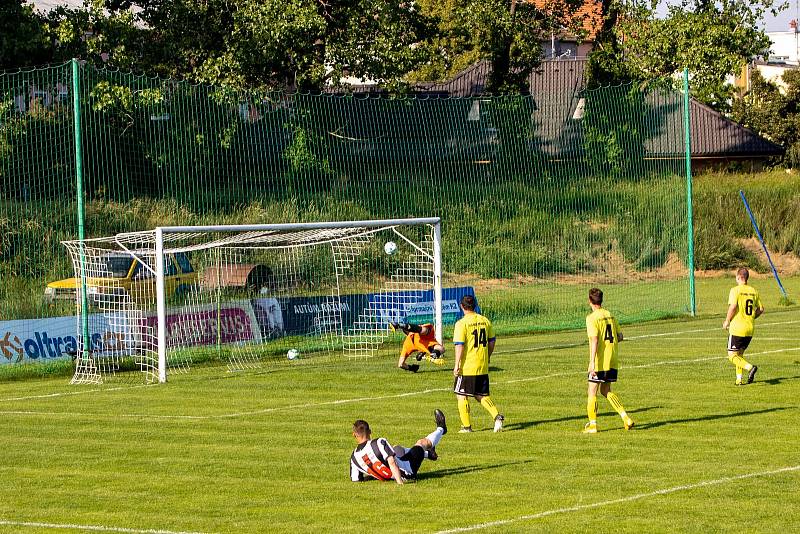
[62,218,442,384]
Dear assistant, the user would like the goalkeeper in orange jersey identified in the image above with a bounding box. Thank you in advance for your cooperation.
[390,322,445,373]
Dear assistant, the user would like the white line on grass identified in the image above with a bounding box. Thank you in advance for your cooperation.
[498,319,800,355]
[0,519,209,534]
[4,346,800,421]
[1,384,152,403]
[434,464,800,533]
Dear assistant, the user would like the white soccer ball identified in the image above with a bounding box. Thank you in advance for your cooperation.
[287,349,299,360]
[384,241,397,255]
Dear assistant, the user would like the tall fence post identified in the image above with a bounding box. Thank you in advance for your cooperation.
[72,59,90,352]
[683,68,697,316]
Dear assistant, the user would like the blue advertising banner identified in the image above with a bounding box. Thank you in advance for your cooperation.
[251,287,478,339]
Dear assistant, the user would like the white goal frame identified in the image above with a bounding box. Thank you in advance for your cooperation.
[148,217,443,383]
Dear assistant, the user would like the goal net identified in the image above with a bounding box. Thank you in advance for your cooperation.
[62,218,442,384]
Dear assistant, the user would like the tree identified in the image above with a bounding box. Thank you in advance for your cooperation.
[587,0,784,109]
[42,0,435,91]
[415,0,588,93]
[732,69,800,167]
[0,0,51,69]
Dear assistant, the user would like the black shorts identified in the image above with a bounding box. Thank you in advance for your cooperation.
[589,368,618,383]
[397,445,425,477]
[454,374,490,397]
[728,335,752,352]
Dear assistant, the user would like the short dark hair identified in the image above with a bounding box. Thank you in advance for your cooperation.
[353,419,371,437]
[460,294,476,311]
[588,288,603,305]
[737,267,749,281]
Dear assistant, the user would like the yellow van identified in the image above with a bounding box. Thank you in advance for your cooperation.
[44,252,198,306]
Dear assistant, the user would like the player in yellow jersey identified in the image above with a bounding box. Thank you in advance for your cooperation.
[722,268,764,385]
[452,295,504,433]
[583,288,634,434]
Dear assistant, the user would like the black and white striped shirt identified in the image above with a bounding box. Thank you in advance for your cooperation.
[350,438,397,482]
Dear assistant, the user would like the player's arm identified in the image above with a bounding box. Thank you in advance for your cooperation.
[453,321,465,377]
[386,455,404,485]
[755,296,764,319]
[350,462,366,482]
[722,303,737,330]
[453,344,464,377]
[487,323,496,360]
[588,336,598,378]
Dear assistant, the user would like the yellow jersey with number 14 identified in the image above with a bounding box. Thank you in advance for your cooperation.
[586,308,620,372]
[453,312,495,376]
[728,284,762,337]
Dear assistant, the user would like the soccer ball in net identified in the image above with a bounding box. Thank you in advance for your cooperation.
[287,349,299,360]
[384,241,397,255]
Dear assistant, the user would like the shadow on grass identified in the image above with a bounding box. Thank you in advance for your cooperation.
[503,406,662,432]
[635,406,791,430]
[761,375,800,386]
[419,459,536,480]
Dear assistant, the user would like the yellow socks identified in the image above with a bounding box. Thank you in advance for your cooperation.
[479,396,499,419]
[728,353,753,371]
[458,396,471,428]
[587,394,598,423]
[606,392,629,421]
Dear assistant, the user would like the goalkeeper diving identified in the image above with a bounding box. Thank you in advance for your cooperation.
[390,322,446,372]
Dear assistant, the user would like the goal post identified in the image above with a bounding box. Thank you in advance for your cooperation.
[63,217,442,384]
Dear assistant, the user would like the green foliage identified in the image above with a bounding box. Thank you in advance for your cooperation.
[732,69,800,168]
[588,0,781,110]
[0,0,51,69]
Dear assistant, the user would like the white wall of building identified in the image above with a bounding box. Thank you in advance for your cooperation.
[766,31,800,65]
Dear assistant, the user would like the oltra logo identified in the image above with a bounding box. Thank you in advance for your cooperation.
[1,332,24,362]
[0,330,128,363]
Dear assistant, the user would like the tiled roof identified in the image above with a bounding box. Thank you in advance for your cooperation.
[414,59,783,159]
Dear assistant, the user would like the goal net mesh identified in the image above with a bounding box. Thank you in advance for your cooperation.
[62,222,438,384]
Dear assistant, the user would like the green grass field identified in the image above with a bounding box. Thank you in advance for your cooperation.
[2,302,799,532]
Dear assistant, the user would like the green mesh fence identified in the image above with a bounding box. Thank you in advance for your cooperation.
[1,61,691,352]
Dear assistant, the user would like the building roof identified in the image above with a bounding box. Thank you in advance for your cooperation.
[413,58,783,159]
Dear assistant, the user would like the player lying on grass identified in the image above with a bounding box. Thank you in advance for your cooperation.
[390,322,445,373]
[583,287,634,434]
[350,409,447,484]
[723,267,764,385]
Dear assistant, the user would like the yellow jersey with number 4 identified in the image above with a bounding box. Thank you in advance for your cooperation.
[586,308,620,371]
[728,285,762,337]
[453,312,495,376]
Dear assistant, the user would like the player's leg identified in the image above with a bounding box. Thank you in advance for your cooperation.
[601,381,634,430]
[473,374,503,432]
[584,380,599,433]
[414,409,447,460]
[398,337,419,372]
[727,336,755,384]
[422,343,446,365]
[457,394,472,431]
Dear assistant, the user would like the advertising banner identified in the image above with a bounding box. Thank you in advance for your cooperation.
[368,286,479,325]
[0,314,131,364]
[251,287,478,339]
[142,301,261,348]
[251,294,369,339]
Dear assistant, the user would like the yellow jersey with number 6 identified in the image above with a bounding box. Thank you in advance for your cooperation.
[586,308,620,371]
[453,312,495,376]
[728,285,762,337]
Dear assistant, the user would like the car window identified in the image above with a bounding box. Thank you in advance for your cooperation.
[175,253,193,273]
[164,256,178,276]
[131,261,154,279]
[105,255,135,278]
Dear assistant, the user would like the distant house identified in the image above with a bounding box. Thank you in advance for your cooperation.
[415,58,783,172]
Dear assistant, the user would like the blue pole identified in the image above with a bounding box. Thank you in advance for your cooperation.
[739,190,788,298]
